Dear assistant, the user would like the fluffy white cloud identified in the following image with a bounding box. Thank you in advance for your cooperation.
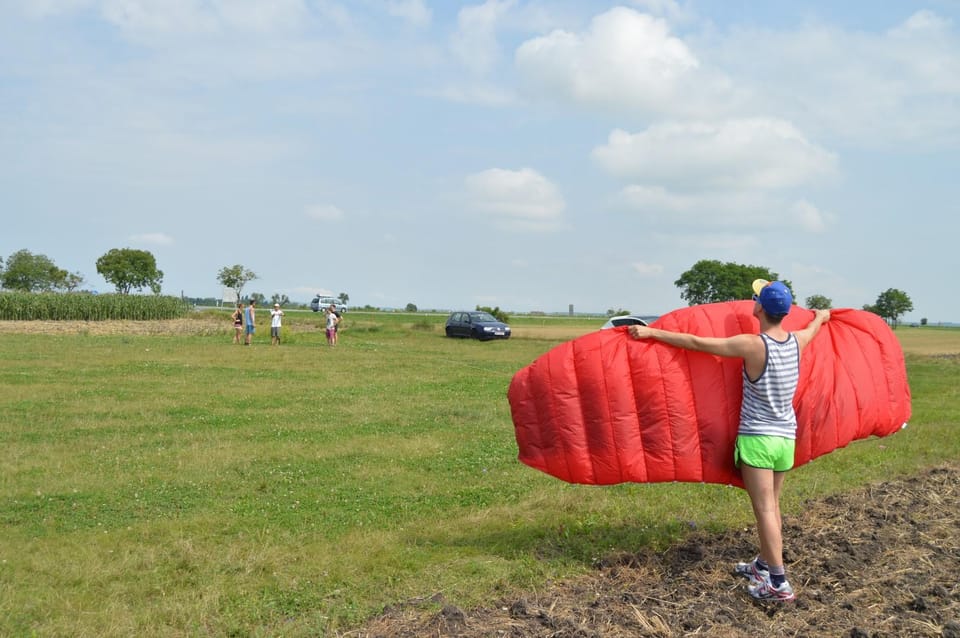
[425,84,516,107]
[631,261,663,276]
[790,199,828,234]
[629,0,697,24]
[593,118,837,191]
[305,204,345,222]
[515,6,735,117]
[595,118,833,233]
[98,0,217,36]
[128,232,173,245]
[20,0,94,18]
[706,10,960,147]
[653,231,759,254]
[464,167,565,231]
[450,0,516,75]
[620,185,827,233]
[95,0,310,36]
[386,0,431,28]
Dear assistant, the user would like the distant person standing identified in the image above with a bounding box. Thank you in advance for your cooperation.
[232,303,244,344]
[244,300,256,345]
[270,303,284,345]
[325,304,340,346]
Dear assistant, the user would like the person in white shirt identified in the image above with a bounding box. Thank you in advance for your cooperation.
[270,303,284,346]
[324,304,340,346]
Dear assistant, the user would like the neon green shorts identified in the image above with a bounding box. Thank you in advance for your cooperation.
[734,435,795,472]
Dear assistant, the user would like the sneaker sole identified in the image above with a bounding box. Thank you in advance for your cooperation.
[747,586,796,602]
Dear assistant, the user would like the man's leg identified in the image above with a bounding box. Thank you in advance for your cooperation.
[741,464,784,570]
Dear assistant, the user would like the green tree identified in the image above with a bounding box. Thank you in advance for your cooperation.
[1,249,71,292]
[607,308,630,316]
[805,294,832,310]
[674,260,791,305]
[476,305,509,323]
[874,288,913,328]
[216,265,258,303]
[270,293,290,307]
[338,292,350,305]
[63,272,84,291]
[248,292,266,305]
[921,317,928,326]
[405,302,418,312]
[96,248,163,294]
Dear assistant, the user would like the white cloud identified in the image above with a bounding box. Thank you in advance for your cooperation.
[19,0,94,18]
[786,262,875,311]
[594,118,833,233]
[128,232,173,245]
[653,231,759,254]
[619,185,827,233]
[629,0,697,24]
[464,167,565,231]
[515,6,735,117]
[631,261,663,276]
[451,0,517,75]
[92,0,311,37]
[294,285,332,297]
[305,204,345,222]
[790,199,828,233]
[426,84,516,107]
[593,119,837,191]
[213,0,309,34]
[386,0,431,28]
[98,0,218,36]
[708,10,960,147]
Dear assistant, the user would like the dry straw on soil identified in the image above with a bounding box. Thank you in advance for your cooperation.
[352,465,960,638]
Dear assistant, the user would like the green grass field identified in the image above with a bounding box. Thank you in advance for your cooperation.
[1,312,958,636]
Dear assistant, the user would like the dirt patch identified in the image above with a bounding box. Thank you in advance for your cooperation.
[351,465,960,637]
[0,318,228,336]
[0,318,325,337]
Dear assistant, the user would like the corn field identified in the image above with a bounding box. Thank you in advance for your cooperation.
[0,292,193,321]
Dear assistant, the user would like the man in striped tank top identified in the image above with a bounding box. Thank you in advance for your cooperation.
[629,279,830,601]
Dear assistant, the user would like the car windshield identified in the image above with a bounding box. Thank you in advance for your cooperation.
[469,312,498,322]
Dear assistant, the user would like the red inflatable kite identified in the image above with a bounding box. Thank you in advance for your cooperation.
[508,302,911,488]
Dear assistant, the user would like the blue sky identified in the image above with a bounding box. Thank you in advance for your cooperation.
[2,0,958,322]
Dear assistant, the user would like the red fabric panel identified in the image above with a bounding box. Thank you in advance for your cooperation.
[508,302,911,488]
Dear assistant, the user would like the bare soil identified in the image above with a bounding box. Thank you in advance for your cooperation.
[351,465,960,637]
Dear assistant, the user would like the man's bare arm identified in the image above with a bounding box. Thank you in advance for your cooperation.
[628,325,759,359]
[794,309,831,351]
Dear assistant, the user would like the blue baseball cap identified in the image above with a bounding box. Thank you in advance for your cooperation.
[752,279,793,317]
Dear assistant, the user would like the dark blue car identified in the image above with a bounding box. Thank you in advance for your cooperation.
[445,311,511,340]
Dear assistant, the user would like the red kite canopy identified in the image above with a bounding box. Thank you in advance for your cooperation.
[508,302,911,488]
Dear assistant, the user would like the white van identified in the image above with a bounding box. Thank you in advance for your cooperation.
[310,296,347,313]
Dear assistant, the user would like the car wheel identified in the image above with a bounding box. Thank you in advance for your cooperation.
[445,327,455,337]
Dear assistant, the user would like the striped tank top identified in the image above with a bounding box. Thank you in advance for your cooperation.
[738,333,800,439]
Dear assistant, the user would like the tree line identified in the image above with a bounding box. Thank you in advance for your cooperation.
[0,251,349,309]
[0,248,163,295]
[673,259,915,328]
[1,251,915,326]
[215,264,349,308]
